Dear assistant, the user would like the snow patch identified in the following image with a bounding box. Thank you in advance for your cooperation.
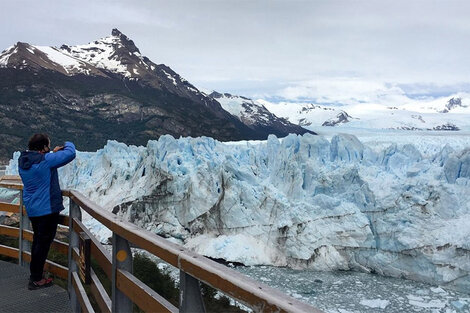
[34,46,84,72]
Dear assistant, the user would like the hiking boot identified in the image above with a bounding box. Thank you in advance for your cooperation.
[28,277,53,290]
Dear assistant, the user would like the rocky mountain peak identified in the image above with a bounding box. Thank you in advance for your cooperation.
[0,42,29,67]
[446,97,462,110]
[440,97,464,113]
[209,91,224,98]
[0,42,77,74]
[209,90,314,135]
[111,28,124,37]
[209,91,250,101]
[322,111,352,126]
[109,28,140,54]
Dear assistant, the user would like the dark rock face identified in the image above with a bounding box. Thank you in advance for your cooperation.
[440,97,465,113]
[209,92,314,137]
[392,123,460,131]
[322,112,351,127]
[432,123,460,131]
[0,29,311,161]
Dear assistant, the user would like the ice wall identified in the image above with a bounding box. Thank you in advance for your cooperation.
[7,133,470,292]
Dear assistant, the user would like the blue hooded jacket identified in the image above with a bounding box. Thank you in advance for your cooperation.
[18,141,76,217]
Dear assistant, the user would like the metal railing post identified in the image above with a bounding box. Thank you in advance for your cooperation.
[179,271,206,313]
[112,233,133,313]
[68,200,82,313]
[18,190,31,268]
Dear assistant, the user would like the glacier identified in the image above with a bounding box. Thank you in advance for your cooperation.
[6,132,470,293]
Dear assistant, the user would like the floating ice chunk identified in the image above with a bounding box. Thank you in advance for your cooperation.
[430,287,447,294]
[185,234,286,266]
[451,300,468,311]
[408,298,446,309]
[359,299,389,309]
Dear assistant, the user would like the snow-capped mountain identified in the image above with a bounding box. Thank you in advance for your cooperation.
[260,96,470,131]
[438,97,467,113]
[0,29,310,161]
[0,29,217,110]
[0,42,105,76]
[6,132,470,293]
[258,101,356,127]
[208,91,314,136]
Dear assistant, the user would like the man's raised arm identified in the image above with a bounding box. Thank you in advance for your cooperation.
[44,141,76,168]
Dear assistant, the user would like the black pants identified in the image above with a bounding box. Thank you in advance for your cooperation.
[29,212,59,281]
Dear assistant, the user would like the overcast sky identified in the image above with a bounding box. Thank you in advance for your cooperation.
[1,0,469,104]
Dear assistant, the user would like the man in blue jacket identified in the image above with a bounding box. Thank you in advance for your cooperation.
[18,133,76,290]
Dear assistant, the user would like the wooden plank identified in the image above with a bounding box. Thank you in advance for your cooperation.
[72,271,95,313]
[0,175,21,181]
[0,244,19,259]
[22,229,33,241]
[0,225,19,237]
[44,260,68,280]
[58,214,69,226]
[0,202,20,213]
[0,175,23,190]
[116,269,178,313]
[73,218,112,278]
[22,252,68,280]
[51,239,69,256]
[90,269,111,313]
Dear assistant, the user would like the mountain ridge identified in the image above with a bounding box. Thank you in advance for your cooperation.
[0,29,312,161]
[260,96,470,132]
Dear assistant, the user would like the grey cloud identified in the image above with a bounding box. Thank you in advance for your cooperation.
[1,0,469,100]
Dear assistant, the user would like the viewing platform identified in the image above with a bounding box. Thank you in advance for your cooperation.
[0,175,323,313]
[0,260,71,312]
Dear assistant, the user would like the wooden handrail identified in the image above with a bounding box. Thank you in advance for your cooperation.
[0,175,323,313]
[66,189,318,313]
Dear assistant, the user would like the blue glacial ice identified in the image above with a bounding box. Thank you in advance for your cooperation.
[7,133,470,293]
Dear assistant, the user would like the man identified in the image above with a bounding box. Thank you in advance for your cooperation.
[18,134,76,290]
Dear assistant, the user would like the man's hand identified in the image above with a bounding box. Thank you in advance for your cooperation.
[53,146,64,153]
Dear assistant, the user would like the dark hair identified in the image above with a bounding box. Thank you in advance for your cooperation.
[28,133,50,151]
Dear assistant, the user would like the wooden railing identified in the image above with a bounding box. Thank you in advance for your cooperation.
[0,175,323,313]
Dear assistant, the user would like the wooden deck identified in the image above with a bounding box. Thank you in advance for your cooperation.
[0,260,71,313]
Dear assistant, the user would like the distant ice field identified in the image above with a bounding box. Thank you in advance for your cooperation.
[310,127,470,156]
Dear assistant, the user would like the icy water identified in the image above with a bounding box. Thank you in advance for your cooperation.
[235,266,470,313]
